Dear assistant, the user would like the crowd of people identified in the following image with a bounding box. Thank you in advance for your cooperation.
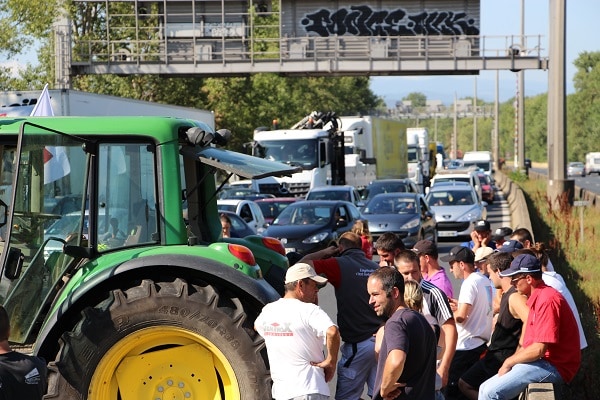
[0,217,583,400]
[255,220,585,400]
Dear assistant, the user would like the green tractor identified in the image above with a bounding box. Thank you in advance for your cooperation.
[0,117,298,399]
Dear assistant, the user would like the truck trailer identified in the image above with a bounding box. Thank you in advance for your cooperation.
[0,89,214,127]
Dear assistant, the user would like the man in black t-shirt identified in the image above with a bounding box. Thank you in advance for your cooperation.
[367,267,437,400]
[0,306,47,399]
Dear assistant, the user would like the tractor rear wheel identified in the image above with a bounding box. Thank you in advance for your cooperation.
[45,278,270,400]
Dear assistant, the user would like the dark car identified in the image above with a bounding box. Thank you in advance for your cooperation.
[254,197,299,225]
[362,192,437,248]
[476,172,495,204]
[262,200,362,255]
[218,211,256,238]
[361,179,419,203]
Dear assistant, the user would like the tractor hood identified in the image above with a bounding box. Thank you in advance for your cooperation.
[182,146,301,179]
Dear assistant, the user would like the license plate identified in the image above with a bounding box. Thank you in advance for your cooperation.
[438,231,458,237]
[285,248,296,253]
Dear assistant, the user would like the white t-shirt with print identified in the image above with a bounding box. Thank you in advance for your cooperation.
[255,298,336,400]
[456,271,493,350]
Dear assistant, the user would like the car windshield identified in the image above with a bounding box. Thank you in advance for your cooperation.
[218,204,237,212]
[257,201,294,220]
[364,182,408,199]
[427,190,475,206]
[273,203,333,225]
[364,196,417,214]
[306,190,351,202]
[570,162,583,168]
[435,177,470,185]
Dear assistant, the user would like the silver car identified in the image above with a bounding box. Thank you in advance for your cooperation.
[567,162,585,177]
[425,182,487,239]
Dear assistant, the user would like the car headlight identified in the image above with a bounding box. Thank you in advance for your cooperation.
[302,231,330,244]
[401,218,420,229]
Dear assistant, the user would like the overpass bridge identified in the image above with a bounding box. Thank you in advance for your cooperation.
[56,0,547,86]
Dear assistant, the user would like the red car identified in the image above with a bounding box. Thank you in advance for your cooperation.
[477,172,495,204]
[254,197,299,225]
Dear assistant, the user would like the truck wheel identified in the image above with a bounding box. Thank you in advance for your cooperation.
[45,278,270,400]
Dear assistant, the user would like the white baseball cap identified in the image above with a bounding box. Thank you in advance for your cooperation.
[285,263,328,285]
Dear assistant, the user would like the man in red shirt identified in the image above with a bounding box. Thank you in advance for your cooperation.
[478,254,581,399]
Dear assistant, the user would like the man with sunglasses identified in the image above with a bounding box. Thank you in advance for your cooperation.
[479,254,581,400]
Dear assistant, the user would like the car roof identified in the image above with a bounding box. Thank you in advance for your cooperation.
[307,185,356,192]
[254,197,299,203]
[429,182,474,191]
[217,199,250,205]
[289,200,356,207]
[369,192,418,200]
[368,178,411,184]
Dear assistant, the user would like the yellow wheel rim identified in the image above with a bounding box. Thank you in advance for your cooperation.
[88,326,240,400]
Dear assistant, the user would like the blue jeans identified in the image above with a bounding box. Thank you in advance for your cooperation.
[335,337,377,399]
[478,359,564,400]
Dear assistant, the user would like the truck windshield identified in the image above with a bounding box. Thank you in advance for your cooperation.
[255,139,318,169]
[407,148,418,162]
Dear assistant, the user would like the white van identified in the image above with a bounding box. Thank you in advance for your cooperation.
[462,151,493,176]
[585,152,600,175]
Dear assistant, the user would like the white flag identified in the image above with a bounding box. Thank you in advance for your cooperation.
[44,146,71,184]
[30,84,54,117]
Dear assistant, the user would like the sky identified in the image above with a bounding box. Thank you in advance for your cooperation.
[8,0,599,107]
[371,0,600,106]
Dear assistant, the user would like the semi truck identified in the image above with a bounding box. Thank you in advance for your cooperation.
[462,150,494,176]
[0,89,214,124]
[406,127,431,192]
[0,115,299,399]
[585,152,600,175]
[248,112,408,197]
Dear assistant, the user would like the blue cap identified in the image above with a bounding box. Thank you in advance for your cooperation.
[499,254,541,277]
[498,239,524,253]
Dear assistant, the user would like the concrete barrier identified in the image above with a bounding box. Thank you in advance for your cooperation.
[494,170,534,238]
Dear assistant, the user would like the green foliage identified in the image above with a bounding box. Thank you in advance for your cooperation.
[518,177,600,400]
[0,0,58,55]
[403,92,427,107]
[203,75,381,152]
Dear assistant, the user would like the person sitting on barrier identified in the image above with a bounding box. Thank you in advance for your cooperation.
[478,254,582,400]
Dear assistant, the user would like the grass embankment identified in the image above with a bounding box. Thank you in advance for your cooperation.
[511,172,599,400]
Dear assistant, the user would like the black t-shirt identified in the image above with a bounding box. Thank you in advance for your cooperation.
[374,309,437,400]
[0,351,47,400]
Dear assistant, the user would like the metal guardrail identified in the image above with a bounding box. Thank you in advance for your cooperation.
[70,34,547,76]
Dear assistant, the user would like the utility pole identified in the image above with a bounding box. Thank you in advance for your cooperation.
[517,0,526,171]
[494,70,500,171]
[453,93,458,159]
[473,77,478,151]
[547,0,573,206]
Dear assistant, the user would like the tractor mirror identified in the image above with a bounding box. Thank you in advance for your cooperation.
[4,248,24,280]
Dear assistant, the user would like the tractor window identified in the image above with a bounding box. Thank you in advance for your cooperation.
[97,143,158,251]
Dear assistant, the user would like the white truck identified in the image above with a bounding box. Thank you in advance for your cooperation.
[585,152,600,175]
[0,89,214,126]
[462,150,494,176]
[406,127,430,192]
[247,112,408,197]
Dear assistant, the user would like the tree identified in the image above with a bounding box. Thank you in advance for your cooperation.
[403,92,427,108]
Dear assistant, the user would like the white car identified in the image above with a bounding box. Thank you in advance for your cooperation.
[429,168,483,201]
[425,182,487,239]
[217,199,267,234]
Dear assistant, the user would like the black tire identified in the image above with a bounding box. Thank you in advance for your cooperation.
[44,278,270,399]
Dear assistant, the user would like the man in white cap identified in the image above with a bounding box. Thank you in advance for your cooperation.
[255,263,340,400]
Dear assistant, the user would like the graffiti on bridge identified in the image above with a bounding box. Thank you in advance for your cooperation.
[301,6,480,37]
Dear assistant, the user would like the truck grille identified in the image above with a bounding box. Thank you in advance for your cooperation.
[259,182,310,197]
